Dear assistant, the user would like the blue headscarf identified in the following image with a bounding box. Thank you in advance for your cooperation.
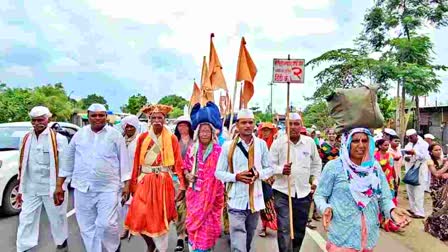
[340,128,381,209]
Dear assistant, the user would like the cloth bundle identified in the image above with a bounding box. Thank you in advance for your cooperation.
[327,85,384,133]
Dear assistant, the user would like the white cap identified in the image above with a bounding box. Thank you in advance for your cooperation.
[406,129,417,137]
[176,115,191,125]
[288,113,302,121]
[424,134,435,140]
[87,103,107,112]
[29,106,52,118]
[121,115,140,130]
[237,109,254,120]
[384,128,398,136]
[316,130,321,135]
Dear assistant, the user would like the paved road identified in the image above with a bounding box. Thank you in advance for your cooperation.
[0,190,323,252]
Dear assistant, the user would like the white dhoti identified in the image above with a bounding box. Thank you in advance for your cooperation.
[16,192,68,252]
[74,189,120,252]
[405,165,427,217]
[118,195,132,235]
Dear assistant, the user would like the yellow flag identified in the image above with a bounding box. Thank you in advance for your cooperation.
[189,81,201,107]
[236,37,257,109]
[209,33,227,91]
[200,56,214,105]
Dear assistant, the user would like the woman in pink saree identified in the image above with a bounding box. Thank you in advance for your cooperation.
[183,122,224,251]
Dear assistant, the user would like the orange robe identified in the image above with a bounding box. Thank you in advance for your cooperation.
[125,131,185,237]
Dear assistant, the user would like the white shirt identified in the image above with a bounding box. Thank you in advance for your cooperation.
[271,135,322,199]
[404,136,430,182]
[215,136,273,211]
[23,128,68,195]
[59,125,131,193]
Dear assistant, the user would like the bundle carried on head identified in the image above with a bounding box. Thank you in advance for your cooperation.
[327,85,384,133]
[190,102,223,131]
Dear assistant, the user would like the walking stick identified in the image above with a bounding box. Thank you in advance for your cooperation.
[286,82,295,243]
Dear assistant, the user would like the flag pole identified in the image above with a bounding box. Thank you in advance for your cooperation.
[228,81,239,131]
[286,54,294,244]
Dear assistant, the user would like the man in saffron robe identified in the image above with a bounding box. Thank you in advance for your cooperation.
[125,104,186,252]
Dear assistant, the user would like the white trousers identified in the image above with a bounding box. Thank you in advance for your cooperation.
[406,183,425,217]
[74,190,120,252]
[16,192,68,252]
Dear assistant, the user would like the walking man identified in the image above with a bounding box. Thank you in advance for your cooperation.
[403,129,430,219]
[215,109,273,252]
[270,113,322,251]
[55,103,131,252]
[16,106,69,252]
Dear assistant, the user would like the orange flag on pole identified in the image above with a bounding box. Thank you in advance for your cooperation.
[209,33,228,91]
[189,80,201,107]
[236,37,257,109]
[200,56,214,105]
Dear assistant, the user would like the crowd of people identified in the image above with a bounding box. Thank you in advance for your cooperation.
[14,103,448,252]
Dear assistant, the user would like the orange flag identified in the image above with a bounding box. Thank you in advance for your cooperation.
[236,37,257,109]
[219,91,232,116]
[209,33,227,91]
[200,56,214,105]
[189,80,201,107]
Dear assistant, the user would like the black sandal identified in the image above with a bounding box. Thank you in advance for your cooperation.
[175,239,185,252]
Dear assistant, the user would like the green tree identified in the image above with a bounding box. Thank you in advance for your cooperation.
[361,0,448,137]
[302,101,335,130]
[121,94,148,114]
[80,94,109,110]
[0,83,74,122]
[158,95,188,118]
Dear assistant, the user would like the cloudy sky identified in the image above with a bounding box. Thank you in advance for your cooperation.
[1,0,447,112]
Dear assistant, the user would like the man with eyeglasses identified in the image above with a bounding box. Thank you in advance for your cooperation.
[270,112,322,251]
[55,103,131,252]
[215,109,273,252]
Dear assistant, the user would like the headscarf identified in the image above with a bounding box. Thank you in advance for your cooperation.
[257,122,278,149]
[121,115,140,146]
[340,128,381,210]
[191,123,216,165]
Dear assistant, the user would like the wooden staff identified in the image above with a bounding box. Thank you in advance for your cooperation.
[228,81,239,131]
[286,80,295,242]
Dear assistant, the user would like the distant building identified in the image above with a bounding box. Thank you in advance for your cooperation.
[418,105,448,152]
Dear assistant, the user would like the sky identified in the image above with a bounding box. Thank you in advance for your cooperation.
[1,0,448,112]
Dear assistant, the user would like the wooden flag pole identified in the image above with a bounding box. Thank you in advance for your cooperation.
[228,81,239,131]
[286,55,295,243]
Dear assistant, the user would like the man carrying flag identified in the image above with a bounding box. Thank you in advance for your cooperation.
[215,109,273,252]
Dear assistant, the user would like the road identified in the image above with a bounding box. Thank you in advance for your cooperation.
[0,190,323,252]
[0,190,445,252]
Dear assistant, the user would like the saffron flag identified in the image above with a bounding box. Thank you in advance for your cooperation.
[236,37,257,109]
[209,33,227,91]
[189,81,201,107]
[200,56,214,105]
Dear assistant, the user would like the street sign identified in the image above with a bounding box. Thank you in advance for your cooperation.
[272,58,305,83]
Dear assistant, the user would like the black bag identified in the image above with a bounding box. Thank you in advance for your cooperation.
[236,142,273,202]
[402,162,422,186]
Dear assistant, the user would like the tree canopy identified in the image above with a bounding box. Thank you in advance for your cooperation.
[121,94,148,114]
[158,94,188,118]
[80,94,109,110]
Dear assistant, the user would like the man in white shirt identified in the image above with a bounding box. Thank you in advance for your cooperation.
[403,129,430,219]
[270,113,322,251]
[54,104,131,252]
[215,109,273,252]
[16,106,69,252]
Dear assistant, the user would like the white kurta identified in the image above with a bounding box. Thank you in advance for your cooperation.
[270,135,322,199]
[16,128,68,252]
[404,136,430,217]
[215,136,274,211]
[60,125,131,252]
